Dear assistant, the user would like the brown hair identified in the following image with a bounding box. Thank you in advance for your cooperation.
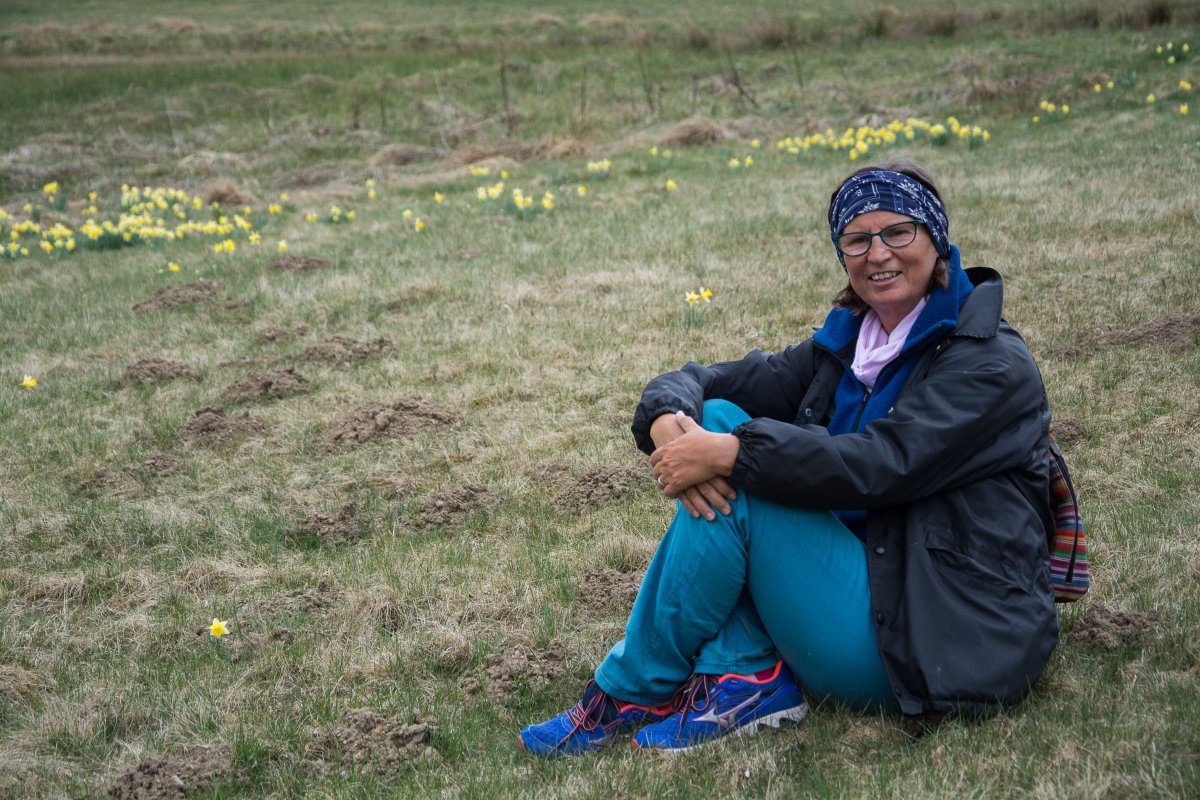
[828,157,949,315]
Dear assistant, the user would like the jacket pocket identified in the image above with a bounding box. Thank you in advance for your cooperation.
[924,528,1031,597]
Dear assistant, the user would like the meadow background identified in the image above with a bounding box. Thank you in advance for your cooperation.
[2,0,1199,797]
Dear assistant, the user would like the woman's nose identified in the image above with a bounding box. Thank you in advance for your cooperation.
[866,232,892,261]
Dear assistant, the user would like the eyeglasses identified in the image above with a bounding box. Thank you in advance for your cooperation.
[834,220,924,257]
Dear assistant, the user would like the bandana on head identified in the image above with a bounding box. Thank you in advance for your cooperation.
[828,170,950,269]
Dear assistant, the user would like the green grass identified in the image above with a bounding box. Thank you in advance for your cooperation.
[2,1,1200,798]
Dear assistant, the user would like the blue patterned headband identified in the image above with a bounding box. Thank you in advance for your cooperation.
[828,170,950,269]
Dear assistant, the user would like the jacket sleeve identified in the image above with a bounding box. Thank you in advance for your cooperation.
[631,342,816,454]
[730,329,1047,507]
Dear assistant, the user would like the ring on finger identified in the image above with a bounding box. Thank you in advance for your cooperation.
[656,476,665,487]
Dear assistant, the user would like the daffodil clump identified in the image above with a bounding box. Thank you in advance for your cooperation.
[728,155,754,169]
[683,285,714,328]
[775,117,990,162]
[1154,41,1191,66]
[1032,100,1070,124]
[1,182,286,260]
[503,187,555,220]
[312,205,356,224]
[586,158,612,177]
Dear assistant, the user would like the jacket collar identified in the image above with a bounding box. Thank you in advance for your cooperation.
[812,245,995,355]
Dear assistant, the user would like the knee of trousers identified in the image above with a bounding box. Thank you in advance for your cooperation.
[701,399,751,434]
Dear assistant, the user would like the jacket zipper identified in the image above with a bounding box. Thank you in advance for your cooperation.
[852,389,871,431]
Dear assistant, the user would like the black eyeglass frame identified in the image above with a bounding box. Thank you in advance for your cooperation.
[834,220,925,257]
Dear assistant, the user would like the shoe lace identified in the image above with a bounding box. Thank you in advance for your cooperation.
[670,673,719,730]
[565,680,611,733]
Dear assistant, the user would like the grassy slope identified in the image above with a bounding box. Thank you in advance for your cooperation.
[2,1,1200,798]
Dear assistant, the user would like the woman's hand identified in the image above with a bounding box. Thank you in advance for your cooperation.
[649,411,739,521]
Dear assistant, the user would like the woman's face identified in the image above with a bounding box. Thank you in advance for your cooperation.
[841,209,938,331]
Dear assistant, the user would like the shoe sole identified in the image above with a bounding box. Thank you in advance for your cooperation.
[632,701,809,754]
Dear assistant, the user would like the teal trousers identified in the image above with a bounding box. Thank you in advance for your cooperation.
[594,400,894,710]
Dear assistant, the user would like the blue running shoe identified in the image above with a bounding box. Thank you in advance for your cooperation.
[519,679,674,757]
[632,661,807,752]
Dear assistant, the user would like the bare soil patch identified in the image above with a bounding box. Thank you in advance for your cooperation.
[418,484,498,529]
[129,453,183,480]
[1049,314,1200,358]
[303,708,439,777]
[245,579,340,620]
[1072,605,1160,652]
[304,335,393,365]
[220,368,309,404]
[132,281,222,313]
[257,322,309,342]
[201,180,251,207]
[580,568,645,614]
[458,641,566,701]
[107,744,233,800]
[552,465,648,511]
[323,397,461,450]
[267,255,331,273]
[296,503,366,545]
[1051,417,1086,447]
[123,358,196,384]
[178,406,266,447]
[1097,314,1200,350]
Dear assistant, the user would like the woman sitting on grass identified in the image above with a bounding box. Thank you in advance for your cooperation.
[520,158,1059,755]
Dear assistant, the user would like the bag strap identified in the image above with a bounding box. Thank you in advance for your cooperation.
[1048,437,1083,582]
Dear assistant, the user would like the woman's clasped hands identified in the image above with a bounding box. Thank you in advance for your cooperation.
[649,410,740,521]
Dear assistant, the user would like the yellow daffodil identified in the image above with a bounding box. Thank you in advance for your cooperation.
[649,146,659,156]
[249,233,262,245]
[665,179,677,192]
[1106,81,1114,89]
[43,181,59,195]
[685,291,700,305]
[305,212,318,222]
[279,192,289,202]
[345,210,356,221]
[402,209,413,220]
[168,261,181,273]
[744,156,754,166]
[1180,80,1192,91]
[699,286,713,302]
[367,190,376,200]
[434,192,444,204]
[1168,56,1176,65]
[1147,94,1157,103]
[1182,104,1190,115]
[414,219,426,231]
[750,138,761,148]
[87,191,97,202]
[577,185,587,196]
[1093,84,1102,92]
[728,158,740,169]
[20,375,37,389]
[209,618,228,637]
[277,240,288,252]
[268,204,282,214]
[366,178,375,188]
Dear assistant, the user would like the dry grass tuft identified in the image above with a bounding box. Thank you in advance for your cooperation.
[200,179,251,207]
[0,665,54,706]
[529,13,564,27]
[369,143,440,167]
[660,115,729,146]
[580,14,629,27]
[24,571,86,607]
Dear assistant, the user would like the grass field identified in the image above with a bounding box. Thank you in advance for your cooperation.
[2,1,1200,797]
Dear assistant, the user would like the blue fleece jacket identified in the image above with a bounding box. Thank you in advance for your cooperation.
[811,245,974,539]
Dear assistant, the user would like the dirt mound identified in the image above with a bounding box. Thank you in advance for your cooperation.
[303,708,438,776]
[369,143,440,167]
[123,358,196,384]
[1050,314,1200,358]
[130,453,182,480]
[1051,417,1086,447]
[661,115,729,146]
[323,397,461,450]
[1098,314,1200,350]
[1073,605,1160,652]
[418,484,498,529]
[552,465,648,511]
[201,180,251,208]
[580,568,644,614]
[178,406,266,447]
[257,322,310,342]
[304,335,393,365]
[220,369,309,403]
[458,641,566,701]
[133,281,222,313]
[267,255,331,273]
[229,627,295,662]
[297,503,366,545]
[246,579,340,620]
[107,744,233,800]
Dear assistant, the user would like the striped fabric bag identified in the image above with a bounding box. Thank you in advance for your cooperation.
[1047,438,1089,602]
